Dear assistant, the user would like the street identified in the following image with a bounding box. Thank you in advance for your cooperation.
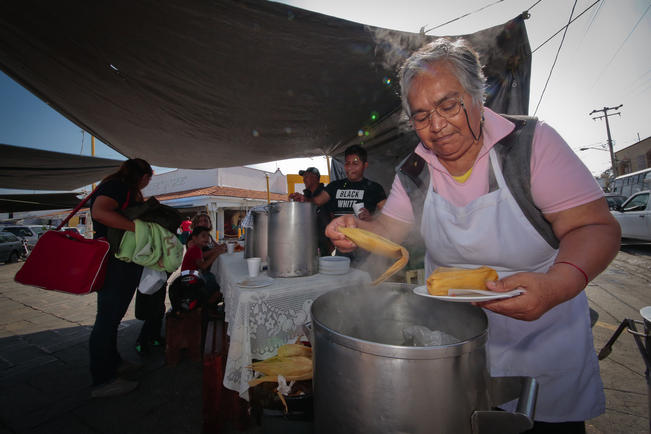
[0,245,649,433]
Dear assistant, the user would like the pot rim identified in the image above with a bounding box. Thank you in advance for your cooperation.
[311,314,488,360]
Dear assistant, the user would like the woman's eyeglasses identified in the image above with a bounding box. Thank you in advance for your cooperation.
[410,97,464,130]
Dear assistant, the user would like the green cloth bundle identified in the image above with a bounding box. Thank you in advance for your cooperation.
[116,219,183,272]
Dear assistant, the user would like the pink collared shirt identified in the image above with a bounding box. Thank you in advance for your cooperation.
[382,108,604,223]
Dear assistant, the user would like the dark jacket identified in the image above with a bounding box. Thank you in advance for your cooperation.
[107,197,183,254]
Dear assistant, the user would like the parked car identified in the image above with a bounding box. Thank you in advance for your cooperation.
[0,232,22,263]
[27,225,53,238]
[611,190,651,242]
[0,225,39,250]
[604,193,627,211]
[61,227,81,235]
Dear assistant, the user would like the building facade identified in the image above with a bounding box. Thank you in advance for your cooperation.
[615,136,651,175]
[143,166,287,240]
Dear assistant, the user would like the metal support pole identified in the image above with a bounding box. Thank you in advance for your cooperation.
[589,105,622,177]
[91,136,96,189]
[603,113,618,178]
[265,174,270,204]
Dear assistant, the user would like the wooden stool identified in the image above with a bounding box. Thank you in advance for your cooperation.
[165,307,203,366]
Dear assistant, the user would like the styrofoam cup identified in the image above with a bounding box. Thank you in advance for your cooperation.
[247,257,261,277]
[227,243,235,254]
[352,202,364,216]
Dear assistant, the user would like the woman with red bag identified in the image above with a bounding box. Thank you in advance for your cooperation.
[88,158,153,398]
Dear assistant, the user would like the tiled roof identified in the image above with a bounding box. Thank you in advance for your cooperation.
[154,185,287,202]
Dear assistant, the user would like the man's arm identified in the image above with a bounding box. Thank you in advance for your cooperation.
[308,190,331,207]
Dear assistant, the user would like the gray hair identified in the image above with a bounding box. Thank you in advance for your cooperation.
[399,38,486,118]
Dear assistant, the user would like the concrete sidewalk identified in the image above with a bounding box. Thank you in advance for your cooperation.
[0,248,649,433]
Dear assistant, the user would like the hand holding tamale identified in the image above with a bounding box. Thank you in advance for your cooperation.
[337,227,409,285]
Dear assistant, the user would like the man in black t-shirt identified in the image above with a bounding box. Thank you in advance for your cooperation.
[307,145,387,221]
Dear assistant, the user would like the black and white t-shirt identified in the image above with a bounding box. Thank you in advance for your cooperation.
[324,178,387,216]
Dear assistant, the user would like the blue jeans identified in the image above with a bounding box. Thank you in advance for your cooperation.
[89,257,143,385]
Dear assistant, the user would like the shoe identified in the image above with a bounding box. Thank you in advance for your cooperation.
[135,340,148,355]
[150,337,165,347]
[91,378,138,398]
[117,359,143,375]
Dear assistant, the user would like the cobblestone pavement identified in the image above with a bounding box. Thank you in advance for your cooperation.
[0,246,649,433]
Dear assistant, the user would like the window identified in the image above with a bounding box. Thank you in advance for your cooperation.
[1,233,19,242]
[624,193,649,211]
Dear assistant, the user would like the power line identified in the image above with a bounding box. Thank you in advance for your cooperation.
[591,3,651,88]
[532,0,602,54]
[533,0,578,116]
[526,0,544,12]
[424,0,505,34]
[584,0,606,35]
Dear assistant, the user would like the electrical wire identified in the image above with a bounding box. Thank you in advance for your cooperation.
[526,0,544,12]
[591,3,651,88]
[533,0,578,116]
[584,0,605,35]
[424,0,505,34]
[532,0,602,54]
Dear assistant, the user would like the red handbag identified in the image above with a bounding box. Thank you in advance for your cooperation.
[14,187,110,294]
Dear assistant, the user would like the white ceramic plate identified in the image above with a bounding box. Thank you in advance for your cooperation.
[412,286,525,302]
[237,276,274,288]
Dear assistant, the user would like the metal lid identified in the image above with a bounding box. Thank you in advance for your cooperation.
[640,306,651,323]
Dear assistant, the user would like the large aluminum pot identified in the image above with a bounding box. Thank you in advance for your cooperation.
[267,202,318,277]
[310,283,537,434]
[244,209,268,262]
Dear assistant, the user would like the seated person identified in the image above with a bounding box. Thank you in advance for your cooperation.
[191,212,220,250]
[182,226,223,296]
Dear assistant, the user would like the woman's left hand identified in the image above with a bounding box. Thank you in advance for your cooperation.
[474,272,566,321]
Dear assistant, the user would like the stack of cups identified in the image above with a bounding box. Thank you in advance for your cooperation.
[247,257,261,277]
[227,242,235,254]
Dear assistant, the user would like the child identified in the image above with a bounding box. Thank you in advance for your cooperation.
[182,226,224,295]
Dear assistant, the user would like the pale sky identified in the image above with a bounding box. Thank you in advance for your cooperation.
[1,0,649,190]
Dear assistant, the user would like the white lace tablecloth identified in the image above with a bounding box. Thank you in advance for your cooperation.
[211,252,371,400]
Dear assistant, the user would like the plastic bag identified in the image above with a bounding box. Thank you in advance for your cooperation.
[137,267,167,295]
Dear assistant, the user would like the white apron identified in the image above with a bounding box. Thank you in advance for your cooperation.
[420,149,604,422]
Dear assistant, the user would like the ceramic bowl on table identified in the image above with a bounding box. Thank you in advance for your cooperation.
[318,256,350,275]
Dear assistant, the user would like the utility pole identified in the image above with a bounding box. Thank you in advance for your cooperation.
[589,104,622,177]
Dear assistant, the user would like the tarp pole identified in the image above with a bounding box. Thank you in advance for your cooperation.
[326,155,331,180]
[91,136,96,190]
[265,174,270,204]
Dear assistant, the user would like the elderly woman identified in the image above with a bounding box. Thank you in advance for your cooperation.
[326,38,620,432]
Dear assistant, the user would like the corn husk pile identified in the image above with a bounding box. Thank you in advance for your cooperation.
[248,343,313,412]
[337,227,409,285]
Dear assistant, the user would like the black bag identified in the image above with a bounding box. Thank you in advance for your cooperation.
[168,271,210,313]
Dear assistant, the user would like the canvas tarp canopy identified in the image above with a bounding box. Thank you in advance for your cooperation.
[0,0,530,179]
[0,193,83,213]
[0,144,122,190]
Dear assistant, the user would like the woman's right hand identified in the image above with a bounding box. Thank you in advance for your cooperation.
[325,215,359,253]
